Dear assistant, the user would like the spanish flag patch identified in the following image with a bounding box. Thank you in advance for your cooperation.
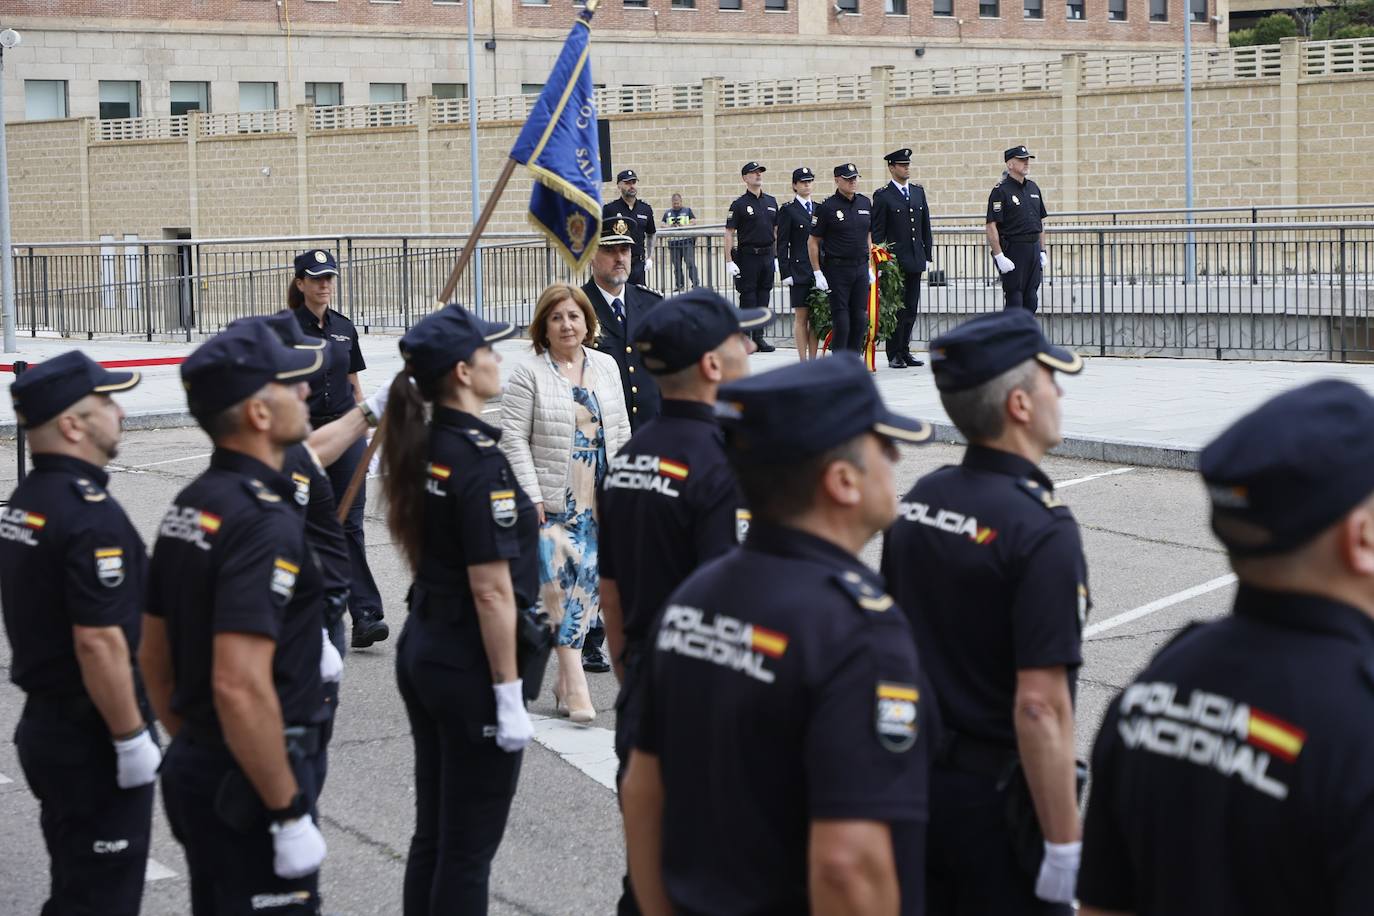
[198,512,222,534]
[1247,708,1306,763]
[658,459,689,481]
[749,624,788,658]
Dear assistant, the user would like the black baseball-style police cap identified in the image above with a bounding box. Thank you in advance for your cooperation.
[1200,380,1374,557]
[834,163,860,179]
[182,321,323,421]
[1004,145,1035,161]
[929,310,1083,392]
[741,161,766,175]
[617,169,638,183]
[633,290,773,375]
[792,167,815,183]
[400,303,516,382]
[10,350,141,430]
[227,311,326,351]
[599,217,635,247]
[294,249,339,278]
[717,356,931,464]
[885,149,913,164]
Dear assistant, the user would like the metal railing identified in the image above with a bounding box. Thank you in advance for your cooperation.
[930,202,1374,226]
[9,222,1374,361]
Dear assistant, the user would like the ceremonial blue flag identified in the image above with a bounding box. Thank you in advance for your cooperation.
[509,11,602,272]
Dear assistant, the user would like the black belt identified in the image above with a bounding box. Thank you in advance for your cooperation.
[736,245,773,256]
[1002,234,1040,244]
[181,720,324,757]
[936,729,1019,781]
[24,692,98,722]
[824,256,865,266]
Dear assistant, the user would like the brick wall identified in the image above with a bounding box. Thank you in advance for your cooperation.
[6,120,84,241]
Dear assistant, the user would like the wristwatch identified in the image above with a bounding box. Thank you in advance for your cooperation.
[267,792,309,831]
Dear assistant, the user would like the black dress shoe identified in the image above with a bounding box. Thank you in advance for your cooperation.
[581,643,612,673]
[887,357,908,369]
[754,337,777,354]
[904,356,925,367]
[351,612,390,649]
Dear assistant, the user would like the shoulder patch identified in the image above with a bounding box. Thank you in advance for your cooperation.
[833,569,894,613]
[876,681,919,752]
[72,478,108,503]
[1017,477,1065,511]
[463,427,498,449]
[634,283,664,300]
[244,478,283,504]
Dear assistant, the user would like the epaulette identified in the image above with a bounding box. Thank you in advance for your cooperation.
[1016,476,1065,511]
[463,427,498,449]
[244,478,283,504]
[833,570,894,614]
[913,181,923,189]
[72,477,107,503]
[635,283,663,299]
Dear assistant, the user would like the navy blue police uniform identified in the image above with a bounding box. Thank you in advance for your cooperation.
[776,166,819,315]
[812,163,874,353]
[0,353,153,916]
[987,146,1049,313]
[872,149,933,368]
[584,217,663,432]
[725,161,779,320]
[149,323,329,915]
[603,170,656,287]
[391,305,542,914]
[290,249,387,648]
[880,310,1087,916]
[1079,380,1374,916]
[661,202,699,291]
[634,355,936,915]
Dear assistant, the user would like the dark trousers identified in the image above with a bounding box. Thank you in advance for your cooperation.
[629,259,646,287]
[324,435,384,624]
[161,734,324,915]
[396,616,522,916]
[669,243,699,291]
[613,651,645,916]
[734,250,774,312]
[886,270,922,360]
[823,262,870,352]
[926,766,1071,916]
[1000,240,1043,314]
[15,703,155,916]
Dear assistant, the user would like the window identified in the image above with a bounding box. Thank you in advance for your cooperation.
[432,82,467,99]
[672,0,696,7]
[24,80,67,120]
[170,81,209,116]
[522,0,548,5]
[1150,0,1167,20]
[836,0,859,11]
[99,81,140,120]
[1109,0,1126,18]
[885,0,907,12]
[1024,0,1043,17]
[369,83,406,103]
[1066,0,1084,17]
[521,83,546,95]
[766,0,788,8]
[980,0,999,15]
[1190,0,1206,21]
[624,0,648,7]
[306,82,343,106]
[934,0,953,14]
[719,0,742,9]
[239,82,278,111]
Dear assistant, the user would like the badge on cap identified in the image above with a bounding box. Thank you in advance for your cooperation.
[614,219,630,237]
[95,547,125,588]
[875,682,919,753]
[314,251,327,263]
[490,489,517,527]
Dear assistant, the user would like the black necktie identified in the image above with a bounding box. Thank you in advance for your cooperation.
[612,298,625,323]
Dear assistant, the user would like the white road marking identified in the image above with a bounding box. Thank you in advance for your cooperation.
[529,714,618,791]
[0,772,11,785]
[1056,467,1136,490]
[131,452,212,470]
[1085,574,1237,640]
[145,858,178,882]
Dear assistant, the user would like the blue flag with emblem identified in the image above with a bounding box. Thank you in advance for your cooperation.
[508,6,602,272]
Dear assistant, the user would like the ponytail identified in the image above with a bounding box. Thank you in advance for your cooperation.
[380,367,437,572]
[286,279,305,310]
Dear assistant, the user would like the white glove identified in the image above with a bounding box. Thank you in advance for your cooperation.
[1039,250,1049,269]
[726,262,741,279]
[994,253,1015,274]
[782,275,793,287]
[320,629,342,684]
[868,268,877,285]
[1035,840,1081,904]
[272,814,327,880]
[925,260,934,272]
[114,728,162,789]
[493,680,534,753]
[362,382,389,424]
[813,270,830,292]
[644,258,653,274]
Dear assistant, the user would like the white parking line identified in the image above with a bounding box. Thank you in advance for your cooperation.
[1056,467,1136,490]
[530,714,618,791]
[0,771,11,785]
[1085,574,1237,640]
[132,452,212,470]
[145,858,178,882]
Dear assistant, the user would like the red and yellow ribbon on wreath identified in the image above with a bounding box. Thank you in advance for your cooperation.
[817,244,892,373]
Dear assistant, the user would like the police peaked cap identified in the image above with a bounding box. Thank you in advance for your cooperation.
[929,310,1083,392]
[633,290,773,374]
[182,320,323,420]
[10,351,140,429]
[400,303,516,382]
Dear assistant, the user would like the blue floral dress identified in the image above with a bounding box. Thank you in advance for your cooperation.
[538,385,608,649]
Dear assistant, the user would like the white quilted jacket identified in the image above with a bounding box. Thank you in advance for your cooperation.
[499,346,632,513]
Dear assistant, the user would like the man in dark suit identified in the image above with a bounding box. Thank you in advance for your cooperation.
[775,166,820,361]
[872,148,934,369]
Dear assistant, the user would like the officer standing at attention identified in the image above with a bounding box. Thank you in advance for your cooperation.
[810,163,876,354]
[881,309,1087,916]
[776,166,820,361]
[288,248,389,650]
[623,356,935,916]
[872,148,933,369]
[1079,380,1374,916]
[140,322,329,913]
[723,161,779,353]
[986,146,1050,313]
[379,304,537,914]
[603,169,656,287]
[661,193,700,292]
[0,353,160,916]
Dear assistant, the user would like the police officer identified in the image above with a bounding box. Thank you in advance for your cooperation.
[603,169,656,286]
[661,193,700,292]
[880,309,1087,915]
[776,166,819,361]
[724,161,779,353]
[0,352,160,916]
[872,148,933,369]
[1079,379,1374,916]
[986,146,1049,313]
[810,162,875,354]
[377,304,537,914]
[141,322,329,914]
[623,356,935,915]
[289,248,388,649]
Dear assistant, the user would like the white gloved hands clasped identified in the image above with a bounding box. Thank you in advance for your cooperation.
[644,258,653,275]
[868,268,877,285]
[994,253,1016,274]
[1034,840,1081,904]
[813,270,830,292]
[925,260,935,272]
[272,815,327,880]
[114,728,162,789]
[320,629,343,684]
[493,680,534,753]
[725,262,741,279]
[1039,250,1050,270]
